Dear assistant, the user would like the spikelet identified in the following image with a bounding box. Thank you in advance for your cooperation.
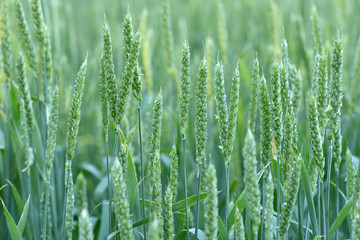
[15,0,36,72]
[102,19,118,121]
[259,76,272,167]
[264,173,274,239]
[66,172,74,239]
[117,31,141,123]
[279,155,301,238]
[0,0,12,83]
[243,128,261,233]
[308,93,325,188]
[19,99,33,173]
[289,63,302,114]
[45,85,59,181]
[249,57,260,134]
[353,196,360,239]
[140,10,153,92]
[169,145,178,202]
[164,185,174,240]
[235,208,245,240]
[214,62,229,158]
[44,27,52,85]
[17,53,34,138]
[123,8,134,62]
[205,38,214,104]
[148,218,161,240]
[316,53,328,132]
[79,209,94,240]
[132,64,142,103]
[311,6,322,53]
[75,173,88,211]
[346,148,355,199]
[352,38,360,104]
[112,158,132,239]
[65,55,88,182]
[31,0,45,47]
[179,41,191,137]
[196,58,207,165]
[205,164,218,240]
[271,58,282,151]
[227,65,240,162]
[162,0,174,71]
[216,0,228,62]
[269,2,282,52]
[99,56,109,141]
[329,34,343,170]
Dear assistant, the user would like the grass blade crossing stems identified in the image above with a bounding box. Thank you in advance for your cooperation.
[330,196,353,237]
[63,55,88,239]
[195,56,207,239]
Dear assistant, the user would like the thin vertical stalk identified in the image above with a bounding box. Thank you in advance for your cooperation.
[195,164,202,239]
[261,176,266,240]
[4,82,11,207]
[317,175,321,232]
[298,190,303,239]
[276,153,280,240]
[326,140,332,240]
[138,107,147,240]
[335,168,339,240]
[225,163,230,236]
[43,172,50,240]
[304,210,309,239]
[183,135,189,239]
[106,138,111,235]
[62,168,71,239]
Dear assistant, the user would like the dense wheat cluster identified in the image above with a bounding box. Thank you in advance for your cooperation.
[1,0,360,239]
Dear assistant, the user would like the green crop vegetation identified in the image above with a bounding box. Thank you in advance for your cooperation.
[1,0,360,239]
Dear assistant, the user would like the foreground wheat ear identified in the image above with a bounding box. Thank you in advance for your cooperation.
[64,54,88,239]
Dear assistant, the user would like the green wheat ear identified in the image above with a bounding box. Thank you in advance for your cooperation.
[205,163,218,240]
[99,55,109,141]
[311,6,322,53]
[148,218,161,240]
[216,0,228,62]
[75,173,88,211]
[243,128,261,233]
[112,158,132,239]
[164,185,174,240]
[271,58,282,151]
[180,41,191,137]
[264,173,274,239]
[79,209,94,240]
[249,57,260,134]
[346,148,355,199]
[1,0,12,84]
[169,145,179,202]
[235,207,245,240]
[15,0,36,72]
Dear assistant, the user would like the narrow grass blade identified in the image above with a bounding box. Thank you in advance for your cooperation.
[300,160,319,236]
[0,198,23,240]
[329,196,353,237]
[218,215,227,240]
[17,195,30,234]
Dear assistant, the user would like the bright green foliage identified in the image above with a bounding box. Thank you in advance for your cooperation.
[205,164,218,240]
[169,145,178,202]
[112,159,132,239]
[235,208,245,240]
[15,0,36,72]
[249,57,260,134]
[102,19,118,121]
[265,173,274,239]
[308,93,325,187]
[163,185,174,240]
[196,58,207,165]
[79,209,93,240]
[279,155,301,238]
[179,41,191,136]
[243,128,261,233]
[259,76,272,167]
[75,173,88,211]
[0,0,12,83]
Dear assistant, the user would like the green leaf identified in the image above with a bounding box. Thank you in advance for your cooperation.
[17,195,30,234]
[218,216,227,240]
[126,150,139,210]
[329,196,353,237]
[226,190,246,232]
[0,184,7,192]
[80,163,103,180]
[300,160,319,236]
[106,230,119,240]
[6,179,24,212]
[175,228,205,240]
[0,198,23,240]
